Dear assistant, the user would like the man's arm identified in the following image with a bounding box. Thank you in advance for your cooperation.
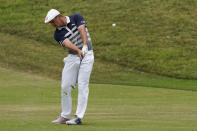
[62,39,84,58]
[78,25,88,55]
[78,25,87,45]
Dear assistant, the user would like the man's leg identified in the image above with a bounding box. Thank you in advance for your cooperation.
[76,51,94,119]
[66,51,94,125]
[61,56,81,119]
[52,55,80,124]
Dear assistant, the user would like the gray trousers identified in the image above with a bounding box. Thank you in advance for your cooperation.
[60,50,94,119]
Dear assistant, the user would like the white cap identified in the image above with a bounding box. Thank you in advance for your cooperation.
[44,9,60,23]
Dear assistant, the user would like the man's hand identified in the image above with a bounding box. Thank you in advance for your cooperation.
[63,39,84,58]
[77,49,85,59]
[82,45,88,55]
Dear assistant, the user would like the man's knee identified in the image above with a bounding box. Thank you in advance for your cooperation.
[61,83,73,94]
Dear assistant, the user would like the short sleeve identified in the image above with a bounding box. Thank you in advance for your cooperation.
[74,14,86,27]
[54,32,67,46]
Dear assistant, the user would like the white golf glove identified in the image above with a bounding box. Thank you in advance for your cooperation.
[82,45,88,55]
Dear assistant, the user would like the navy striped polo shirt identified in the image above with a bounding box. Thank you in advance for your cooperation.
[54,14,93,54]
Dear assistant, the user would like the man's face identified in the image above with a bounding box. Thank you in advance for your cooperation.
[49,16,62,27]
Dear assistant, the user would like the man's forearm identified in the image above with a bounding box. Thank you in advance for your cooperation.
[62,39,80,52]
[78,25,88,45]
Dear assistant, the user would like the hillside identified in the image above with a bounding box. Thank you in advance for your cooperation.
[0,0,197,81]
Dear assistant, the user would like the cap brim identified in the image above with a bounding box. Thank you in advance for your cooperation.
[44,20,50,23]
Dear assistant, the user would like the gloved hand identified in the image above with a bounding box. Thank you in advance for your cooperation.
[82,45,88,55]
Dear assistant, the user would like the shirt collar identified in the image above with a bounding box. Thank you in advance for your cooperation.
[66,16,70,24]
[57,16,70,30]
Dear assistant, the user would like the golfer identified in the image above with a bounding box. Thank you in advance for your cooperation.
[44,9,94,125]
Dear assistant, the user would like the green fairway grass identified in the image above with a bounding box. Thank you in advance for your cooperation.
[1,68,197,131]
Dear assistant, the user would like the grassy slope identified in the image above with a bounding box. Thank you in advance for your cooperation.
[1,33,197,91]
[1,68,197,131]
[0,0,197,79]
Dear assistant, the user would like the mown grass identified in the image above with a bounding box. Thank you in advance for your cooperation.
[0,0,197,79]
[1,68,197,131]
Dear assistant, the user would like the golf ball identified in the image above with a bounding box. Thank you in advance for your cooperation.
[112,23,116,27]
